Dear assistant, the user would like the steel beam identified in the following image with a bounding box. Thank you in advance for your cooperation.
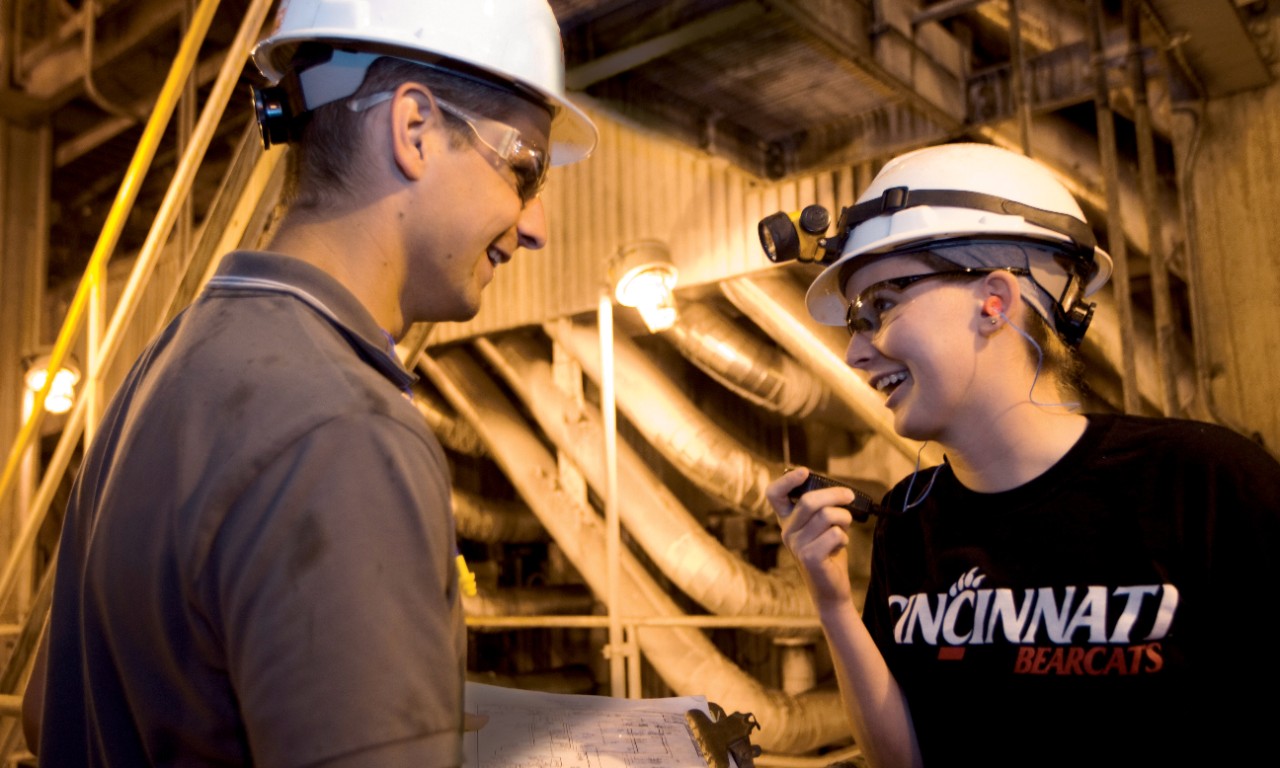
[768,0,967,130]
[966,37,1170,127]
[912,0,993,28]
[566,2,767,90]
[1145,0,1271,96]
[18,0,184,107]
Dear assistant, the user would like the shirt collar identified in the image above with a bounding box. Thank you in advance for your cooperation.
[208,251,418,391]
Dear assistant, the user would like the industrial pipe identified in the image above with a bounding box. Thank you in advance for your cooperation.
[546,320,782,519]
[412,383,488,457]
[453,488,545,544]
[467,668,597,696]
[423,350,849,754]
[659,301,830,420]
[463,586,595,624]
[719,274,940,470]
[477,335,815,621]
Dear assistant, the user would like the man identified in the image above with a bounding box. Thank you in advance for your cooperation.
[26,1,595,764]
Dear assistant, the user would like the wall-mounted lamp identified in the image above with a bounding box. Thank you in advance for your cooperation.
[609,240,678,333]
[24,355,81,415]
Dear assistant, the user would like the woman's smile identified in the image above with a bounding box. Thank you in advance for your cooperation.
[873,370,909,396]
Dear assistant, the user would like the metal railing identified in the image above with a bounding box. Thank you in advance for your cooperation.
[0,0,277,741]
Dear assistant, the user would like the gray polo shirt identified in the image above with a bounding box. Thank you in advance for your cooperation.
[41,251,465,767]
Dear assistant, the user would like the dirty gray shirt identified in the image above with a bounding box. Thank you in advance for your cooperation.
[41,250,465,767]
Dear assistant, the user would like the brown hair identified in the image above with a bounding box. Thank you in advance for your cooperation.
[1022,308,1084,399]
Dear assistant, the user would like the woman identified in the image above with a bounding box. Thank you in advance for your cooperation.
[767,143,1280,767]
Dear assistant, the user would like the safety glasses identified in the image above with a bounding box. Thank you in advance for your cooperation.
[845,267,1030,337]
[348,91,548,204]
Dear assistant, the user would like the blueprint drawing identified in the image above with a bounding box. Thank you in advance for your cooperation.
[463,682,712,767]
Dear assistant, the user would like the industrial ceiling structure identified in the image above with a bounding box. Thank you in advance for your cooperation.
[7,0,1273,288]
[3,0,1279,761]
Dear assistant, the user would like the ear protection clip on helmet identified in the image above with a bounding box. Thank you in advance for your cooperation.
[250,43,351,149]
[251,77,306,149]
[759,185,1106,347]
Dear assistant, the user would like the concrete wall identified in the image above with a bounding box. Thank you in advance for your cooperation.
[1181,70,1280,456]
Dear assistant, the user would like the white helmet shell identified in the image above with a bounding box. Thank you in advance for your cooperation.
[252,0,597,165]
[805,143,1113,326]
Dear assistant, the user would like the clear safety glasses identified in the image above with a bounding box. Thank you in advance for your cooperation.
[348,91,548,204]
[845,267,1031,337]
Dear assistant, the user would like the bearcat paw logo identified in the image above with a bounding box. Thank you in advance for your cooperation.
[947,566,986,597]
[936,567,985,661]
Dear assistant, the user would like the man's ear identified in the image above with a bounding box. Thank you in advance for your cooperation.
[389,84,442,181]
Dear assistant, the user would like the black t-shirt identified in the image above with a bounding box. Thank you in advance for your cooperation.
[863,414,1280,766]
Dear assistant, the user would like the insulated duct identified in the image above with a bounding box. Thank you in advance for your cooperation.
[453,488,545,544]
[545,319,780,519]
[462,586,596,624]
[423,349,849,754]
[659,301,830,420]
[412,383,487,457]
[720,273,942,468]
[477,334,815,620]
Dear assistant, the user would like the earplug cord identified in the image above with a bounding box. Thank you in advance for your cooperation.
[1000,309,1080,410]
[900,308,1078,515]
[902,443,941,512]
[898,303,1080,515]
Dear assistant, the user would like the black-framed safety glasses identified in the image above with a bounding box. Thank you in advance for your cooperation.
[845,267,1031,337]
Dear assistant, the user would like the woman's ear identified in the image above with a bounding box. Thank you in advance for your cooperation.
[979,270,1020,334]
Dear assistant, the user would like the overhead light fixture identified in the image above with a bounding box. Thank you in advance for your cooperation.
[24,355,81,415]
[609,240,678,333]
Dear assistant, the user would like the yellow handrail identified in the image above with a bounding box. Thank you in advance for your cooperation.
[0,0,280,616]
[0,0,222,523]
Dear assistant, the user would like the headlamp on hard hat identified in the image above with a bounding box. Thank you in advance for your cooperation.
[760,187,1099,265]
[760,185,1107,347]
[758,205,840,265]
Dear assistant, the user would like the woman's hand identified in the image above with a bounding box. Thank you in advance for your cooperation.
[766,466,858,609]
[768,468,923,768]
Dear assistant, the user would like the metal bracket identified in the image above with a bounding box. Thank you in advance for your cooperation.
[685,702,761,768]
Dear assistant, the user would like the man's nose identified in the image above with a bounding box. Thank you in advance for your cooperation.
[517,196,549,251]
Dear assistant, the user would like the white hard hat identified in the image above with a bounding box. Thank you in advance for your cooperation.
[251,0,596,165]
[805,143,1112,344]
